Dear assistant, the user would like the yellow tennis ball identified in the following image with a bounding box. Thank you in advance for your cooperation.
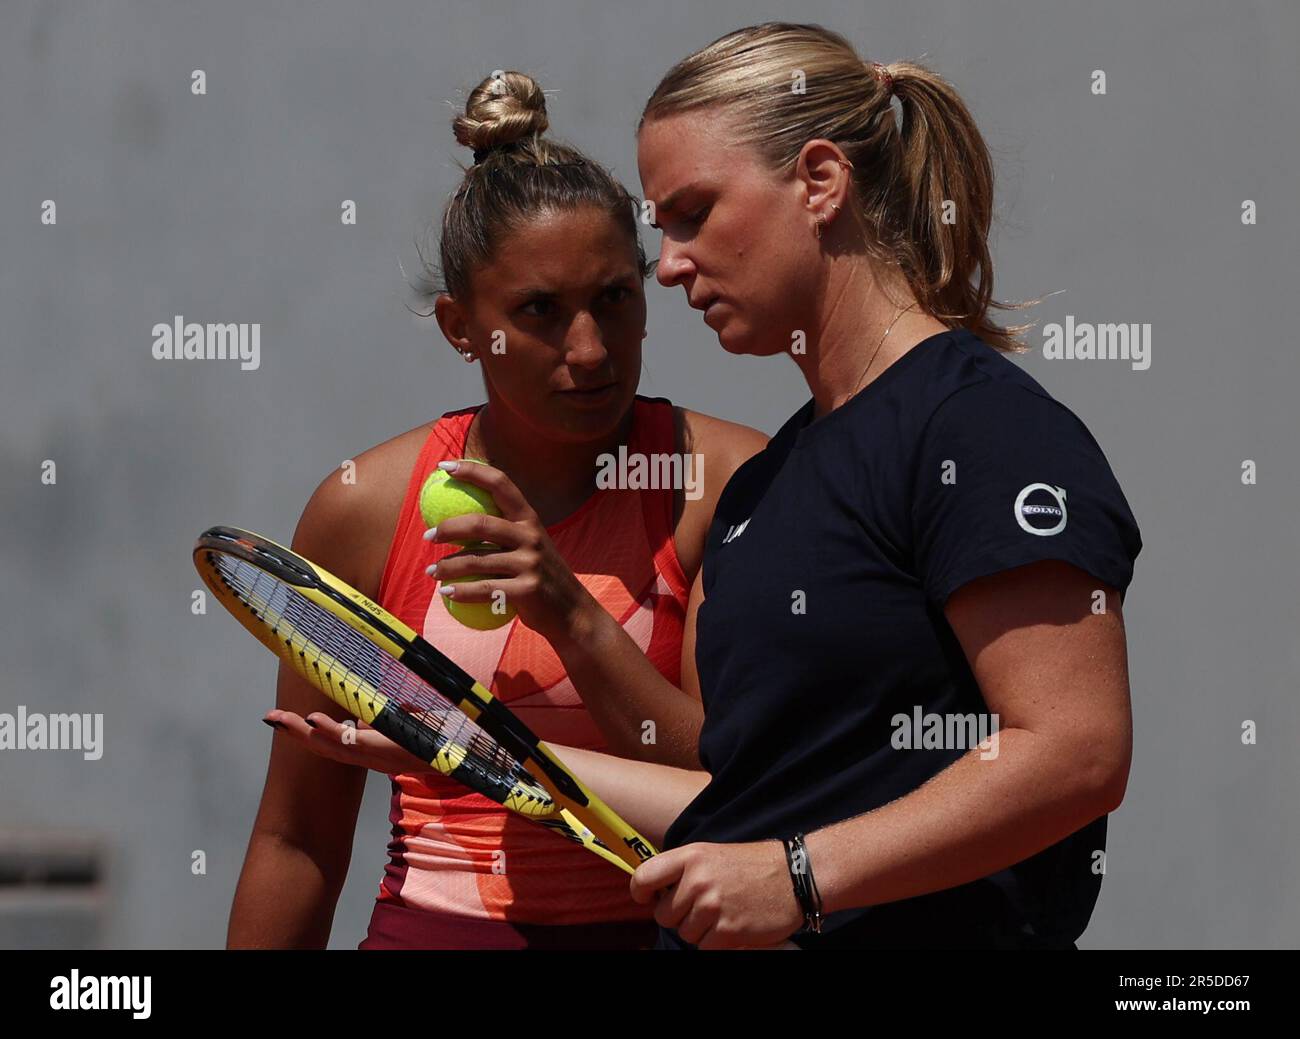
[419,461,500,547]
[440,572,518,630]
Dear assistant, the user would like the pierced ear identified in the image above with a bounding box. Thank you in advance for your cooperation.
[433,293,474,356]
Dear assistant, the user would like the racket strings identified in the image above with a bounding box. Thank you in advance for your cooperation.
[211,554,534,795]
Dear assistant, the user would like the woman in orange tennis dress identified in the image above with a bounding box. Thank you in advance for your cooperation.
[226,71,765,950]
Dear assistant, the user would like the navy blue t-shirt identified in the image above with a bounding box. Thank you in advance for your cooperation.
[657,328,1142,950]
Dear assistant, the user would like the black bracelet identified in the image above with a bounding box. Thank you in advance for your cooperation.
[782,832,824,934]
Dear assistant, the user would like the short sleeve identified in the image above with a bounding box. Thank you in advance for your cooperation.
[910,381,1142,605]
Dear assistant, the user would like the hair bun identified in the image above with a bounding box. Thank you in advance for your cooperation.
[453,71,550,158]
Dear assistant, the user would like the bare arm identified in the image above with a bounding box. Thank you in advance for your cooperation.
[547,569,708,769]
[226,659,367,947]
[806,560,1132,913]
[433,411,765,769]
[262,708,711,854]
[547,744,710,848]
[545,411,760,767]
[629,560,1134,948]
[226,464,396,947]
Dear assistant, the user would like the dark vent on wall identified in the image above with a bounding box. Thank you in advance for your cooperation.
[0,832,107,950]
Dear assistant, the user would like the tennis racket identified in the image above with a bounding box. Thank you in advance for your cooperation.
[193,524,656,874]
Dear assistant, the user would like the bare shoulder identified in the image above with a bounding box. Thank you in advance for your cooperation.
[670,407,769,580]
[675,407,768,491]
[292,420,436,598]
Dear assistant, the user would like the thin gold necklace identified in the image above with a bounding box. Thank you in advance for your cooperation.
[849,301,917,400]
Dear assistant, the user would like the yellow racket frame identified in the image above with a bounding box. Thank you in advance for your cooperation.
[194,525,656,874]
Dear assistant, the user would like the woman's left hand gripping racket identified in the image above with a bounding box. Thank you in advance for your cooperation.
[193,525,656,874]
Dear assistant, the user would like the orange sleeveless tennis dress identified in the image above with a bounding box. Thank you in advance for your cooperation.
[359,396,690,949]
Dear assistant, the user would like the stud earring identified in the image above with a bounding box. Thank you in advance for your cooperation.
[816,203,843,240]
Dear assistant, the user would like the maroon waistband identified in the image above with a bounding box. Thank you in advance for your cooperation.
[359,900,660,951]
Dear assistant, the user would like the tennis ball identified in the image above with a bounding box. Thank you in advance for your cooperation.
[419,461,500,547]
[440,552,518,631]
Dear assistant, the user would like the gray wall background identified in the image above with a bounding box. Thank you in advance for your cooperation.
[1,0,1296,948]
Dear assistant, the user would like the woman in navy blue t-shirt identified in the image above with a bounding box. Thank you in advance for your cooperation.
[615,24,1141,949]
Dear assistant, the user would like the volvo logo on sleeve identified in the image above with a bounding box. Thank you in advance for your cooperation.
[1013,484,1068,536]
